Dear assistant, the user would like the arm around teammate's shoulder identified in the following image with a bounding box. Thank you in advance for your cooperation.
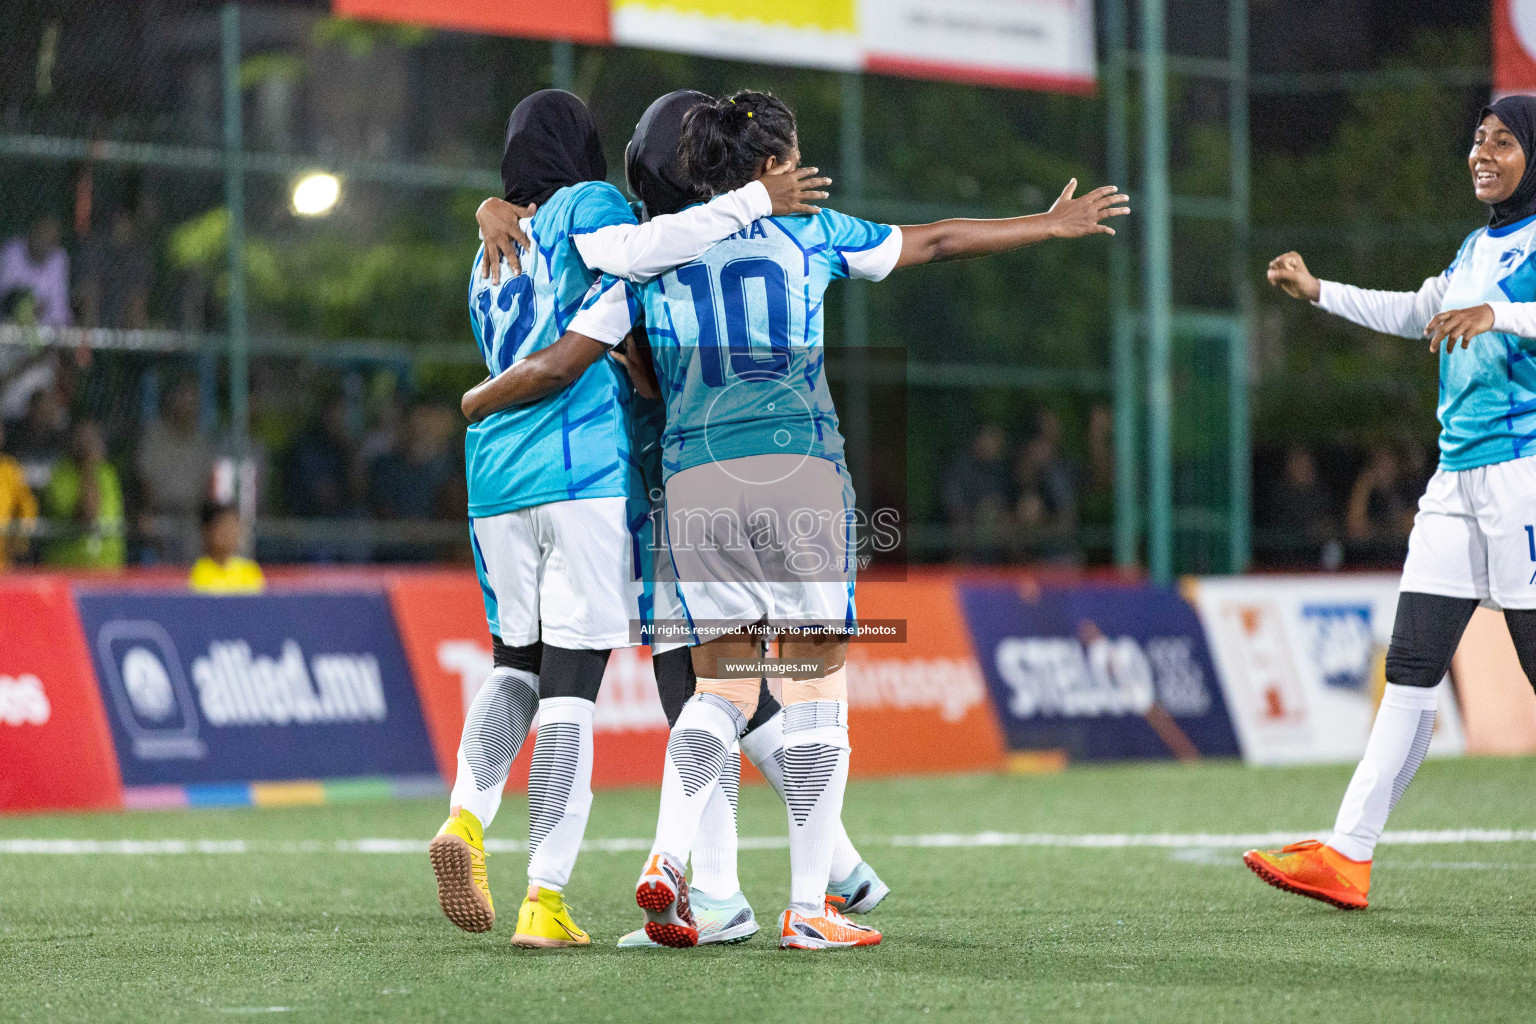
[893,179,1129,271]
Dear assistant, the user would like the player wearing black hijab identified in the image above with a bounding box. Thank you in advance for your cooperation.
[432,89,831,949]
[1249,95,1536,909]
[466,94,886,946]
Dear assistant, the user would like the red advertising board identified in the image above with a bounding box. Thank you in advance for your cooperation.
[386,571,670,791]
[388,569,1005,792]
[334,0,611,45]
[0,577,123,812]
[846,574,1006,776]
[1496,0,1536,98]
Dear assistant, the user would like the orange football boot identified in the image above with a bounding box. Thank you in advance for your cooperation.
[779,899,882,950]
[1243,839,1371,910]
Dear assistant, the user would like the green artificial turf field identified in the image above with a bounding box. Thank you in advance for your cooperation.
[2,758,1534,1023]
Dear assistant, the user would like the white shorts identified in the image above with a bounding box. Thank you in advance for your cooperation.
[1400,457,1536,610]
[664,454,856,640]
[471,496,642,649]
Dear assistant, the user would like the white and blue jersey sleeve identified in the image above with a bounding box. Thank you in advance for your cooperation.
[1315,217,1536,469]
[818,207,903,282]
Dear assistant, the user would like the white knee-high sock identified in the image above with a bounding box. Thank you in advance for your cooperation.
[690,745,741,898]
[741,709,863,883]
[526,696,594,891]
[781,701,851,911]
[1328,683,1439,862]
[449,667,538,829]
[650,693,745,866]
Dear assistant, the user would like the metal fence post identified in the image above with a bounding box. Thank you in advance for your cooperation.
[1105,0,1139,571]
[840,71,872,505]
[1228,0,1252,574]
[220,4,250,478]
[552,40,575,92]
[1139,0,1174,586]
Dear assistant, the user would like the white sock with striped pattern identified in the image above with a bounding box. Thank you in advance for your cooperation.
[526,696,594,892]
[1328,683,1439,862]
[449,667,538,830]
[650,693,745,868]
[689,747,742,898]
[783,700,850,912]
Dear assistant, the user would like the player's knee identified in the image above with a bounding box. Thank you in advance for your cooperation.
[1383,635,1444,688]
[782,665,848,705]
[538,646,609,701]
[492,635,542,674]
[696,676,760,719]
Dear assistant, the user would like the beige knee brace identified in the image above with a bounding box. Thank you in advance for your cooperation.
[781,665,848,704]
[696,676,761,719]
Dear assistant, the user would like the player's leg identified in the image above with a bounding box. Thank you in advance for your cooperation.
[431,513,540,933]
[513,496,638,948]
[773,633,878,949]
[618,644,761,947]
[1482,455,1536,692]
[737,681,889,913]
[636,629,759,948]
[1245,469,1482,908]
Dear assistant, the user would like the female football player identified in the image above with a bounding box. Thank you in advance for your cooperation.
[1247,94,1536,909]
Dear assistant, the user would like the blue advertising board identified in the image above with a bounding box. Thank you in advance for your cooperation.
[74,590,439,786]
[958,582,1240,761]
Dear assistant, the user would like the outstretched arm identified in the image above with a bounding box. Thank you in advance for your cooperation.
[894,179,1129,271]
[1268,250,1449,342]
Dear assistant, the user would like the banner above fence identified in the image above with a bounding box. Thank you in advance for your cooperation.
[334,0,1097,93]
[1495,0,1536,99]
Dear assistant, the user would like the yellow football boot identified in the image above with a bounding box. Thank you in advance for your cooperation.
[1243,839,1371,910]
[511,885,592,948]
[428,808,494,932]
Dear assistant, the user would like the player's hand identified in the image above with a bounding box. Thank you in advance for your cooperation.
[476,198,536,284]
[1266,251,1321,302]
[760,165,831,217]
[1425,304,1495,353]
[1046,180,1131,239]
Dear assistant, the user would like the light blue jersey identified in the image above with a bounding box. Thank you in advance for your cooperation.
[464,180,637,516]
[626,208,900,480]
[1437,215,1536,469]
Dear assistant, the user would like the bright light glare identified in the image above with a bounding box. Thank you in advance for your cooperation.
[292,173,340,216]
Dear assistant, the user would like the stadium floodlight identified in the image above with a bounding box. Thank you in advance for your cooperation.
[291,172,341,216]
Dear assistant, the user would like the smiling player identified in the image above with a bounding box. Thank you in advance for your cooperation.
[1246,94,1536,909]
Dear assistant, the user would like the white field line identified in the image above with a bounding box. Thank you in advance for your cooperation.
[3,828,1536,856]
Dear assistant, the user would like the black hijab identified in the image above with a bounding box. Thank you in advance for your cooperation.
[500,89,607,207]
[624,90,711,220]
[1480,95,1536,230]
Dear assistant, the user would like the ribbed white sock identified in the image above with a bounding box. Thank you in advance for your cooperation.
[740,708,864,883]
[650,693,745,866]
[781,701,851,911]
[526,696,595,892]
[448,667,538,830]
[1328,683,1439,862]
[689,745,742,898]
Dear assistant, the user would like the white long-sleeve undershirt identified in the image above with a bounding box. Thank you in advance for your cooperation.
[1315,277,1536,340]
[572,180,771,283]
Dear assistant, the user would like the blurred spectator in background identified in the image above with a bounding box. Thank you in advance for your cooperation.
[40,419,124,569]
[367,403,453,520]
[1078,403,1116,537]
[1269,445,1342,569]
[77,207,154,329]
[943,423,1012,563]
[1346,444,1413,561]
[1013,410,1079,563]
[4,384,68,492]
[136,376,213,561]
[0,216,71,328]
[0,420,38,569]
[283,394,355,517]
[1272,445,1337,535]
[189,499,264,594]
